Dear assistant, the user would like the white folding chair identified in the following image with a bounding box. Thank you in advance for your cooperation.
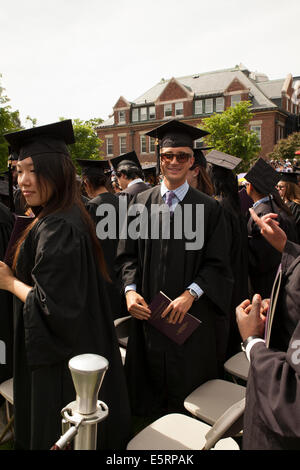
[224,351,249,382]
[127,398,245,450]
[0,378,14,444]
[184,379,246,430]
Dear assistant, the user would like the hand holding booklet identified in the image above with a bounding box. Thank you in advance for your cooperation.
[148,291,201,345]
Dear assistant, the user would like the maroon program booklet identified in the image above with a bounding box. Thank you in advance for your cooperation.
[148,291,201,345]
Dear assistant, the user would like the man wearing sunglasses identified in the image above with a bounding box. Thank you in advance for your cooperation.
[116,119,233,419]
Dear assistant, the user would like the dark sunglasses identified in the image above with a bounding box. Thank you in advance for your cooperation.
[160,152,192,163]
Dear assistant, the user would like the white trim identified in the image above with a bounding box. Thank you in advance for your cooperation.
[249,120,262,125]
[117,133,127,137]
[157,97,191,105]
[105,134,113,138]
[224,90,249,96]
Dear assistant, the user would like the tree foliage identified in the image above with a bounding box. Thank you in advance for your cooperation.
[0,74,22,172]
[59,117,104,171]
[200,100,261,172]
[267,132,300,161]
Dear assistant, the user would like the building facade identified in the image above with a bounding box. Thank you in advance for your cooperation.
[96,64,300,164]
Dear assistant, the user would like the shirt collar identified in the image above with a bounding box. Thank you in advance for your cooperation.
[253,194,273,209]
[160,179,189,201]
[127,178,144,188]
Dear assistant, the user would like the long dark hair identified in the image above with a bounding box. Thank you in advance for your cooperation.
[195,167,214,196]
[12,153,110,281]
[208,165,242,215]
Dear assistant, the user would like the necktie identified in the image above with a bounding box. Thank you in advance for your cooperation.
[165,191,175,212]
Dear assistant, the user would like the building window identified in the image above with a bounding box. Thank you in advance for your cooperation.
[118,110,126,124]
[149,106,156,120]
[132,108,139,122]
[140,107,147,121]
[106,138,113,156]
[140,135,147,153]
[216,97,225,112]
[205,99,213,114]
[119,136,127,154]
[149,137,156,153]
[164,103,172,118]
[175,102,184,116]
[231,94,241,107]
[195,100,203,115]
[251,125,261,143]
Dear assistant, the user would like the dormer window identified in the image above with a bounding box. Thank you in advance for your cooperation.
[231,95,241,107]
[175,102,184,116]
[164,104,172,118]
[216,97,225,112]
[118,110,126,124]
[140,107,147,121]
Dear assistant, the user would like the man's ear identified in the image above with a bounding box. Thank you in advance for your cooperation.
[189,156,195,169]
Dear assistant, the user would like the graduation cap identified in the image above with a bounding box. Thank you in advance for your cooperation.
[279,172,299,184]
[245,158,280,195]
[146,119,209,149]
[192,147,213,169]
[142,163,157,175]
[110,151,141,171]
[4,120,75,161]
[77,159,111,176]
[205,150,241,171]
[145,119,210,175]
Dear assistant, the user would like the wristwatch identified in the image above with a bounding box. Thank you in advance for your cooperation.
[241,335,262,353]
[187,288,198,300]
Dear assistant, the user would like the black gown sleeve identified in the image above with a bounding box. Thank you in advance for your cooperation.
[248,241,300,438]
[22,217,91,368]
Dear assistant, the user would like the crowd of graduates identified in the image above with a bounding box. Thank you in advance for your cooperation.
[0,118,299,450]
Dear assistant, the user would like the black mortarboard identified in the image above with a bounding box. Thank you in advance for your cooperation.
[4,120,75,161]
[279,172,298,184]
[77,159,111,176]
[146,119,209,149]
[205,150,241,170]
[245,158,280,195]
[110,151,141,170]
[142,163,157,175]
[192,147,213,169]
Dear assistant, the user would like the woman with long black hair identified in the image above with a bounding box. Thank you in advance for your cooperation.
[0,120,131,450]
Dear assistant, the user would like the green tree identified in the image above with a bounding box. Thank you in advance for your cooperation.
[0,74,22,172]
[267,132,300,161]
[59,117,104,171]
[200,100,261,172]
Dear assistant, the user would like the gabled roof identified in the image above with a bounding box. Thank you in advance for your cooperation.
[133,66,277,110]
[255,79,285,99]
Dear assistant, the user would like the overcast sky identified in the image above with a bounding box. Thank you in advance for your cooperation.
[1,0,299,127]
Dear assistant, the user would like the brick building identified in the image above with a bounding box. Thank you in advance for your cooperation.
[96,64,300,165]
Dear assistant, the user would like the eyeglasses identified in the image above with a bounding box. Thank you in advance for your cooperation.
[160,152,192,163]
[276,185,285,190]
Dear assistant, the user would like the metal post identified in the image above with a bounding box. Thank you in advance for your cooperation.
[59,354,109,450]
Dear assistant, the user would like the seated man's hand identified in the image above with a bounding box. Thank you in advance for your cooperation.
[161,291,195,325]
[125,290,151,320]
[236,294,265,341]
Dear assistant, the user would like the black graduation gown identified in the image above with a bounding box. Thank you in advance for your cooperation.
[118,181,150,200]
[86,192,124,319]
[247,199,298,298]
[288,201,300,241]
[115,185,233,416]
[0,203,14,386]
[13,205,131,450]
[218,198,249,360]
[243,241,300,450]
